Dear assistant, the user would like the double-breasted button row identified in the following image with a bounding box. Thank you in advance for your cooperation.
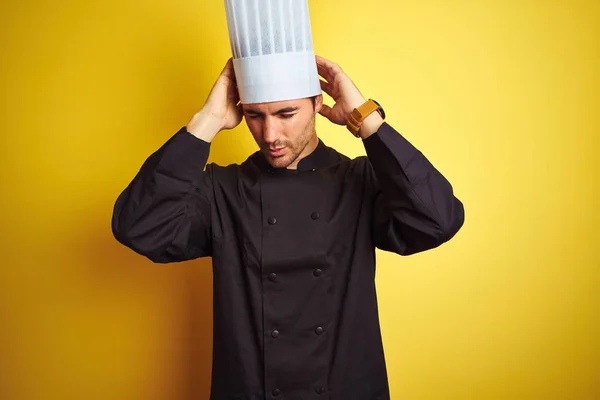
[266,270,322,282]
[267,270,322,281]
[266,212,320,225]
[269,327,324,338]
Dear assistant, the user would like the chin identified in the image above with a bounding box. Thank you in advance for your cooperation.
[262,150,292,169]
[268,156,292,169]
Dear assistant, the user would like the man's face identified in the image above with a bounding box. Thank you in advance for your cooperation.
[242,95,323,169]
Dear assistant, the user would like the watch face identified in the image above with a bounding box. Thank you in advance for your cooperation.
[372,99,386,119]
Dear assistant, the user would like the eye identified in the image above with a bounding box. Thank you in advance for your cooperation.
[246,115,261,119]
[280,114,295,119]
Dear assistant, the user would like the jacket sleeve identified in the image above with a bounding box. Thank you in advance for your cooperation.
[363,122,465,256]
[111,127,214,263]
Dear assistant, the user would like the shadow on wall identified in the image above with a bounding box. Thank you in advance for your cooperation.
[89,213,215,399]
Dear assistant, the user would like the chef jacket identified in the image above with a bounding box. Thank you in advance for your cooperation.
[112,122,465,400]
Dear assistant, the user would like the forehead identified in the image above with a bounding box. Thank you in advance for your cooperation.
[243,98,310,113]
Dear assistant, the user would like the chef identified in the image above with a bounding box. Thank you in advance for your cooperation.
[111,0,465,399]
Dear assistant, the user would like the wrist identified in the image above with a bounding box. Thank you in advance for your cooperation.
[186,109,223,143]
[358,113,384,139]
[347,95,367,113]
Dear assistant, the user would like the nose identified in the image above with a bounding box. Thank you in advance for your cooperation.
[262,117,280,145]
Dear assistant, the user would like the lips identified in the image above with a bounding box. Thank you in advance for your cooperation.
[268,147,286,157]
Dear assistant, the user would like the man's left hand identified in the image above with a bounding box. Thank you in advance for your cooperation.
[316,55,384,139]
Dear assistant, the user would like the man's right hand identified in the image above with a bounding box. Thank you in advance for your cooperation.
[186,58,243,142]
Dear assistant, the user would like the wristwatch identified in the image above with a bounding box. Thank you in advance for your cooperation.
[347,99,386,138]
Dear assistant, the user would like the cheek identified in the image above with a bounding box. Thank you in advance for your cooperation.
[288,118,307,136]
[294,116,313,138]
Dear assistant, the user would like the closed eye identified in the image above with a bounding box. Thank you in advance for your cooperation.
[246,113,296,119]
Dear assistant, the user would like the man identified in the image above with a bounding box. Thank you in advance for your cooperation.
[112,54,464,399]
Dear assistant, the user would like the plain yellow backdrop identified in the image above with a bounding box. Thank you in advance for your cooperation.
[1,0,598,399]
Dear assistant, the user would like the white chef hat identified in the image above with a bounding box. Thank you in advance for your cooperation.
[224,0,322,104]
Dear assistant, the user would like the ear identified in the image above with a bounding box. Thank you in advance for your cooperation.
[314,94,324,114]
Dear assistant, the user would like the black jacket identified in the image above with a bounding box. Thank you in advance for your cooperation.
[112,122,465,400]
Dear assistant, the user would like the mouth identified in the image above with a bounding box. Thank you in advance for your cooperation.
[267,147,286,157]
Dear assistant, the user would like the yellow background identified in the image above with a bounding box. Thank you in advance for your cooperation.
[1,0,598,399]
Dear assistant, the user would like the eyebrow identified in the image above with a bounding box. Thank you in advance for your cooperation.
[244,106,299,116]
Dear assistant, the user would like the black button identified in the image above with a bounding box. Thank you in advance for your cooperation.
[315,387,326,394]
[315,326,324,335]
[311,168,316,172]
[313,269,323,277]
[272,388,281,396]
[268,216,277,225]
[268,273,277,282]
[311,211,320,220]
[271,330,280,338]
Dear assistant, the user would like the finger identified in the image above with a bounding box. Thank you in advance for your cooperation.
[317,59,335,75]
[315,55,341,76]
[222,58,236,80]
[316,54,333,68]
[229,86,240,104]
[227,74,240,98]
[315,56,332,77]
[319,79,333,96]
[316,63,334,82]
[318,103,333,121]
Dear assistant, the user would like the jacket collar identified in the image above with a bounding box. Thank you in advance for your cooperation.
[296,138,340,171]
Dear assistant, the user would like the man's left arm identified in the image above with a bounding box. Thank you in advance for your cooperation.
[315,55,464,255]
[362,119,465,255]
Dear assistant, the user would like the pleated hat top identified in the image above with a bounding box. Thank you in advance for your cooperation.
[224,0,321,104]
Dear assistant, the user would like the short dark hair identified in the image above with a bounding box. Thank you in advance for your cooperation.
[310,95,317,109]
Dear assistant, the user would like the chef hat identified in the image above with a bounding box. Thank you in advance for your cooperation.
[224,0,322,104]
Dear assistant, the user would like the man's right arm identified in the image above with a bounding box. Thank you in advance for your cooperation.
[112,58,243,263]
[111,127,216,263]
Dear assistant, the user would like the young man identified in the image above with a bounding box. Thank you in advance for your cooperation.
[111,54,464,400]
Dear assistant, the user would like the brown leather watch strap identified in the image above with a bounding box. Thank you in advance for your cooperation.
[347,99,381,137]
